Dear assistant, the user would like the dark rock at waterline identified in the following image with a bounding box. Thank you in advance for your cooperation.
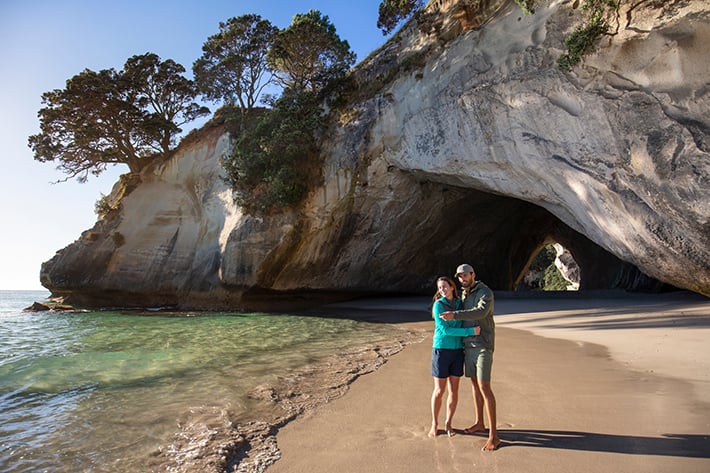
[23,301,77,312]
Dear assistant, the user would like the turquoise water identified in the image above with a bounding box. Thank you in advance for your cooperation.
[0,290,403,472]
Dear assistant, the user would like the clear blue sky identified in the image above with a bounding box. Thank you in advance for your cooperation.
[0,0,391,290]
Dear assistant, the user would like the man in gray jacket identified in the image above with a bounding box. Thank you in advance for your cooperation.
[440,263,500,451]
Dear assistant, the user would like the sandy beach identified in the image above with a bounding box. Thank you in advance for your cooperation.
[267,292,710,473]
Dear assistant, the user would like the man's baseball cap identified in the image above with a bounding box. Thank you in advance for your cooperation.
[455,264,474,276]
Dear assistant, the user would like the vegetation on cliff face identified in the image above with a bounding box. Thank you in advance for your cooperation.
[557,0,619,71]
[513,0,538,15]
[29,8,354,216]
[379,0,620,71]
[222,90,325,214]
[220,10,354,214]
[377,0,424,35]
[94,173,142,218]
[514,0,620,71]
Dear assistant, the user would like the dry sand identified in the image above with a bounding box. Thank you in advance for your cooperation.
[267,292,710,473]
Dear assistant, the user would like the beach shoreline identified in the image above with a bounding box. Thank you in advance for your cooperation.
[265,291,710,473]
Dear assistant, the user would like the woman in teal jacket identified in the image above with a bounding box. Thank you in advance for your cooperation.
[429,276,479,437]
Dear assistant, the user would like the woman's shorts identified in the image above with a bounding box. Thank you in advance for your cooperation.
[432,348,465,378]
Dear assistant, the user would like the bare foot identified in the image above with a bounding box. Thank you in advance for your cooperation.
[428,425,438,437]
[445,424,456,437]
[463,422,485,435]
[482,436,501,451]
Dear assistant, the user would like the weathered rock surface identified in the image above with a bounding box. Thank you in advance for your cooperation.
[40,0,710,309]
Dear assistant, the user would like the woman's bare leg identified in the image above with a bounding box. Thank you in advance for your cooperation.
[429,377,447,437]
[444,376,461,436]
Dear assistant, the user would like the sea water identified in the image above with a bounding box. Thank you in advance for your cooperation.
[0,290,409,472]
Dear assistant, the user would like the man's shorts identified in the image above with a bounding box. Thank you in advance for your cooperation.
[464,345,493,381]
[432,348,465,378]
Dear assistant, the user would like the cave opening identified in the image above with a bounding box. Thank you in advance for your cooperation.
[517,242,580,292]
[406,182,663,294]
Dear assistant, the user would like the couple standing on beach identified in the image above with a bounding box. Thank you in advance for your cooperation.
[429,263,500,451]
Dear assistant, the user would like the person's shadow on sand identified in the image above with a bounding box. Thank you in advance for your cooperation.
[494,430,710,458]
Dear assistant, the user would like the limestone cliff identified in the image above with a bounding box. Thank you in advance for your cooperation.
[41,0,710,309]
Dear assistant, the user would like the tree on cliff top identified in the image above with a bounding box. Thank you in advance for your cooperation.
[224,10,354,214]
[28,53,209,182]
[266,10,356,93]
[377,0,423,35]
[193,14,277,121]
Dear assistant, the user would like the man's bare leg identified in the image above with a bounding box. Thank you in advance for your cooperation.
[463,377,485,434]
[479,380,500,450]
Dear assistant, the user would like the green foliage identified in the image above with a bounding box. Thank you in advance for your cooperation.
[193,14,277,121]
[94,173,135,217]
[557,0,618,71]
[28,53,208,182]
[527,244,570,291]
[529,244,557,272]
[266,10,355,93]
[220,10,355,214]
[95,194,113,217]
[123,54,210,153]
[543,263,569,290]
[377,0,423,35]
[514,0,539,15]
[223,89,325,214]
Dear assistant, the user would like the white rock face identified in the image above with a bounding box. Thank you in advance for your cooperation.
[362,0,709,293]
[554,243,580,291]
[41,0,710,307]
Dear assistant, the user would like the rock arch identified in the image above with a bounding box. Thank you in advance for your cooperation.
[405,183,668,293]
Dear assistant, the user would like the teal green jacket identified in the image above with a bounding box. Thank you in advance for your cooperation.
[452,281,495,352]
[432,297,475,349]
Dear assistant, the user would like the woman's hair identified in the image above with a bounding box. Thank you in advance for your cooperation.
[432,276,459,301]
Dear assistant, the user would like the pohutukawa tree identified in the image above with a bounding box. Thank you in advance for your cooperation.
[266,10,356,93]
[28,53,208,182]
[377,0,423,35]
[193,14,278,118]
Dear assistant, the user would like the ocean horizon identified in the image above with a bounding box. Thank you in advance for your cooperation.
[0,290,417,472]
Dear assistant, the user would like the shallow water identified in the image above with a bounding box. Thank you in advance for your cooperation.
[0,291,413,472]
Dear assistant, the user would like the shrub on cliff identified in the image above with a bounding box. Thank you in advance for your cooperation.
[558,0,618,71]
[223,90,324,214]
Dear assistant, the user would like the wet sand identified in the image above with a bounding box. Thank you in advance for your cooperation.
[267,292,710,473]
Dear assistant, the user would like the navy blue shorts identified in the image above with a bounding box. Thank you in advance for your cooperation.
[432,348,465,378]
